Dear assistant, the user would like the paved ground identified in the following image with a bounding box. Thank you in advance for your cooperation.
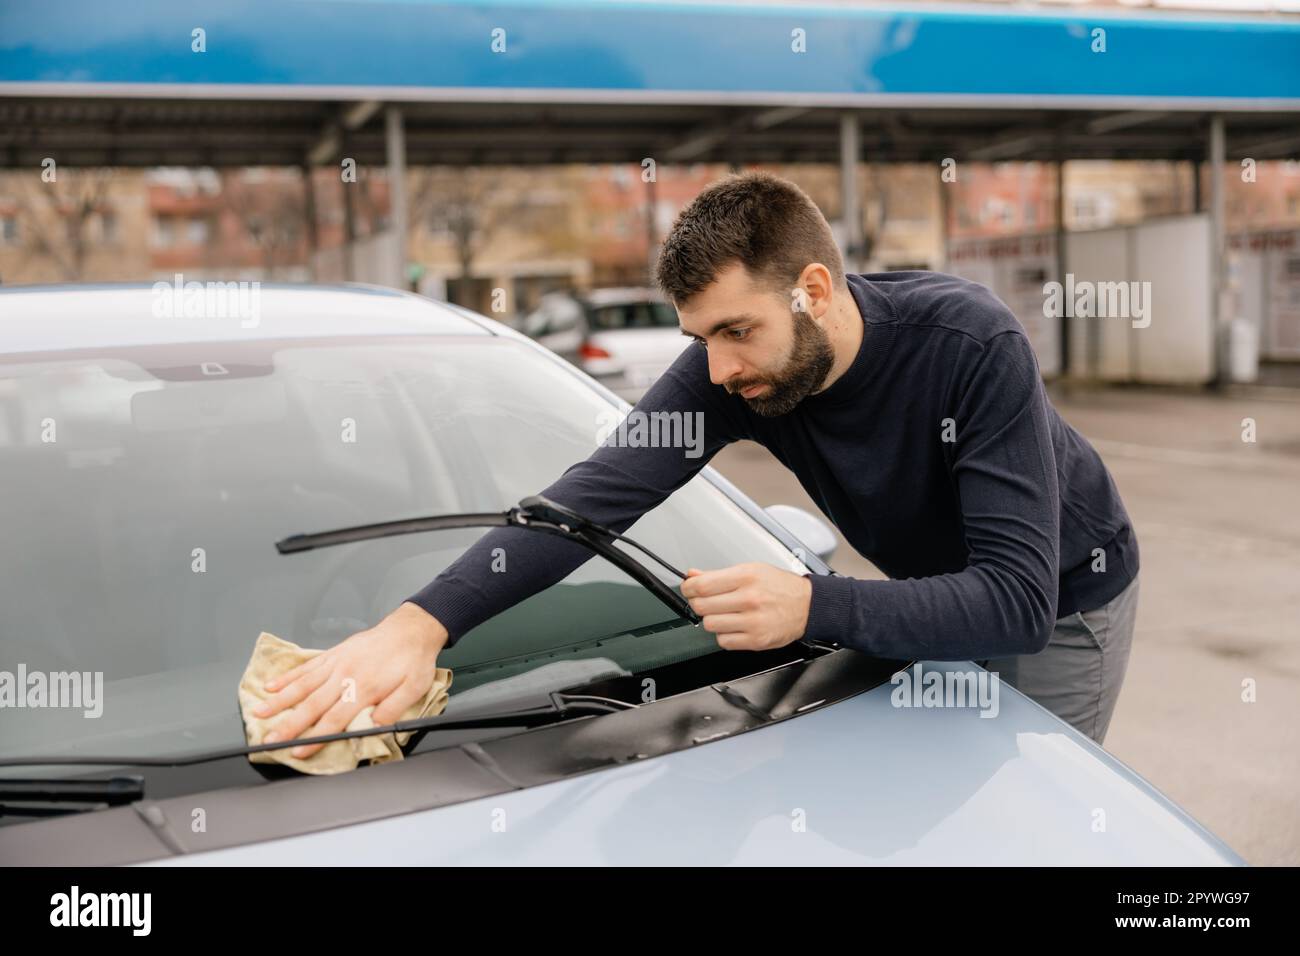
[708,384,1300,866]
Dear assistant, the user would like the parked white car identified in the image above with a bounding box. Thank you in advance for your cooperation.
[522,287,691,401]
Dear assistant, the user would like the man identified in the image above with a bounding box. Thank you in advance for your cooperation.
[257,170,1139,756]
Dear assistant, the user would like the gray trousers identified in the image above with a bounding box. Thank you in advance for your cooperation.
[977,574,1139,746]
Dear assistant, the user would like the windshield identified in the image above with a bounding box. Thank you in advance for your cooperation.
[0,333,806,766]
[588,301,678,330]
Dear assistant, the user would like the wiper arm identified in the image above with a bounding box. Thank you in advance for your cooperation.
[0,775,145,817]
[275,494,701,625]
[0,692,636,771]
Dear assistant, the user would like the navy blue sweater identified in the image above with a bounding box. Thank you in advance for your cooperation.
[409,271,1139,661]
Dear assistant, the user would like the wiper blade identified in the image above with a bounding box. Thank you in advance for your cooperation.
[0,775,145,817]
[0,692,636,771]
[275,494,701,625]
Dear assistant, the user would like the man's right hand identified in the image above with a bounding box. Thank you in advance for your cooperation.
[253,601,450,759]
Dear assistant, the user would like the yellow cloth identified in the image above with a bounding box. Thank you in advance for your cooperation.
[237,631,453,776]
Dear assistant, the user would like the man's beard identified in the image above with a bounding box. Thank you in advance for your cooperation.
[728,309,835,417]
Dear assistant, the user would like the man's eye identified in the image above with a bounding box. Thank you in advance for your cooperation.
[728,328,751,341]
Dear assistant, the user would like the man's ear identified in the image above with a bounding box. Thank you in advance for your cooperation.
[795,263,835,319]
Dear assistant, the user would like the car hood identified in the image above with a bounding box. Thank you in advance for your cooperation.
[147,660,1243,866]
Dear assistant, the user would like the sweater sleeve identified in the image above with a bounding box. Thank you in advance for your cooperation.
[802,330,1060,660]
[404,347,739,647]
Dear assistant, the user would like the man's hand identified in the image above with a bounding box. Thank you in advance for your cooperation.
[252,601,449,759]
[681,562,812,651]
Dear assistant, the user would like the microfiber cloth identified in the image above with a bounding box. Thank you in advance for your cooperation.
[237,631,453,776]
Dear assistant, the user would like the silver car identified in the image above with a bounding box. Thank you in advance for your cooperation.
[0,284,1243,866]
[521,287,691,402]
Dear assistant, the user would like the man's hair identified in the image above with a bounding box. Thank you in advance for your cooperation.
[654,170,846,306]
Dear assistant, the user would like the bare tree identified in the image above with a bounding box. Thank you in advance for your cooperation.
[408,166,576,282]
[218,170,309,278]
[9,168,116,280]
[861,162,886,267]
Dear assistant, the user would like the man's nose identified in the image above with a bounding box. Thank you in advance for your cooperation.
[708,349,743,388]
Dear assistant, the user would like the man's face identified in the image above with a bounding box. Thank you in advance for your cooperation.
[676,261,835,417]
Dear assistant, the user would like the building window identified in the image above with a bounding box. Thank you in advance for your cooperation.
[153,217,176,248]
[186,217,210,244]
[99,211,118,244]
[1072,195,1114,230]
[0,216,17,244]
[981,197,1014,227]
[610,166,633,189]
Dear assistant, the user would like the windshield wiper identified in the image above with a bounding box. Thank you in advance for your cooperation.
[0,775,146,817]
[274,494,702,625]
[0,692,636,772]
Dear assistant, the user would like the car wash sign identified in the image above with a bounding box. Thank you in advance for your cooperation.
[3,1,1300,107]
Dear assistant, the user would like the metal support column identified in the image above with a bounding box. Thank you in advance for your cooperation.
[645,169,658,285]
[300,163,318,280]
[840,112,861,273]
[386,105,409,289]
[1209,114,1225,385]
[1055,153,1074,378]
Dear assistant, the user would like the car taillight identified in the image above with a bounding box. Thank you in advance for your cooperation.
[579,340,611,359]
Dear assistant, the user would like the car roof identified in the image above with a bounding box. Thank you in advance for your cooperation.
[0,282,495,354]
[582,287,666,307]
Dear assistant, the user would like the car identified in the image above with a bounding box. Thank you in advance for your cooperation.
[520,286,690,401]
[0,283,1243,866]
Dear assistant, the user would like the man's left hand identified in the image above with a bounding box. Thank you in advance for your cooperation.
[681,562,812,651]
